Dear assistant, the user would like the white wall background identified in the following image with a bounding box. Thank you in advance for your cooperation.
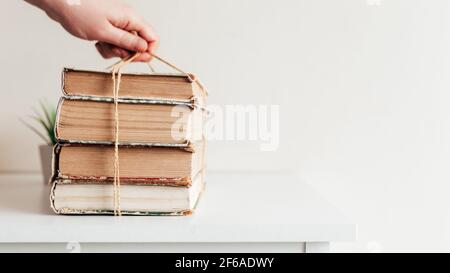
[2,0,450,252]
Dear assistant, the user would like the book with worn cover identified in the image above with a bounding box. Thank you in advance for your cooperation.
[55,98,205,146]
[52,141,205,186]
[62,68,206,106]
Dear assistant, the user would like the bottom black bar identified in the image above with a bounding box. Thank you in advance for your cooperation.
[0,253,442,272]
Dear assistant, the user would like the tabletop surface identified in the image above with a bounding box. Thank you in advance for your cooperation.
[0,171,356,243]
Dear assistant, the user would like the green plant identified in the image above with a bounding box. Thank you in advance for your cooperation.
[21,100,57,145]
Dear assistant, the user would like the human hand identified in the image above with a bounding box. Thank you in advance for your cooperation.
[26,0,158,62]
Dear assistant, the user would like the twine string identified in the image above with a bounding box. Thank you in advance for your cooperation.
[109,52,204,216]
[110,53,139,216]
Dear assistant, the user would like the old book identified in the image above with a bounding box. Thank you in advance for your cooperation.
[50,171,204,215]
[55,98,204,145]
[62,68,206,106]
[53,142,205,186]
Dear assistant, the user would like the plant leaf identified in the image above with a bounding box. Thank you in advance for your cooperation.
[23,100,58,145]
[39,100,52,128]
[19,118,51,145]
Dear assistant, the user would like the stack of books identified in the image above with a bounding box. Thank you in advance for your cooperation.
[50,68,207,215]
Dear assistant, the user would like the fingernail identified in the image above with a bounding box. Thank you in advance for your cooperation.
[135,53,151,62]
[136,38,148,52]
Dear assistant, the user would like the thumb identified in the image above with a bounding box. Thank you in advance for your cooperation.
[102,26,148,52]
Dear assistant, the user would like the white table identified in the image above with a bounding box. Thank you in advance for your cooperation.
[0,171,356,253]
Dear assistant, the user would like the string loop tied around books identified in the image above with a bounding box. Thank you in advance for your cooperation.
[109,52,206,216]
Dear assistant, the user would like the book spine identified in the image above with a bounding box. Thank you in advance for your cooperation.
[50,143,61,185]
[54,207,192,216]
[54,177,192,187]
[54,97,64,141]
[49,181,58,214]
[62,94,197,107]
[61,68,68,96]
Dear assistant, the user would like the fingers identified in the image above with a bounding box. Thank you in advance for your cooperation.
[130,41,159,62]
[97,9,160,62]
[95,42,131,59]
[148,39,159,56]
[107,10,159,55]
[133,53,152,62]
[124,17,159,48]
[100,25,149,53]
[95,42,154,63]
